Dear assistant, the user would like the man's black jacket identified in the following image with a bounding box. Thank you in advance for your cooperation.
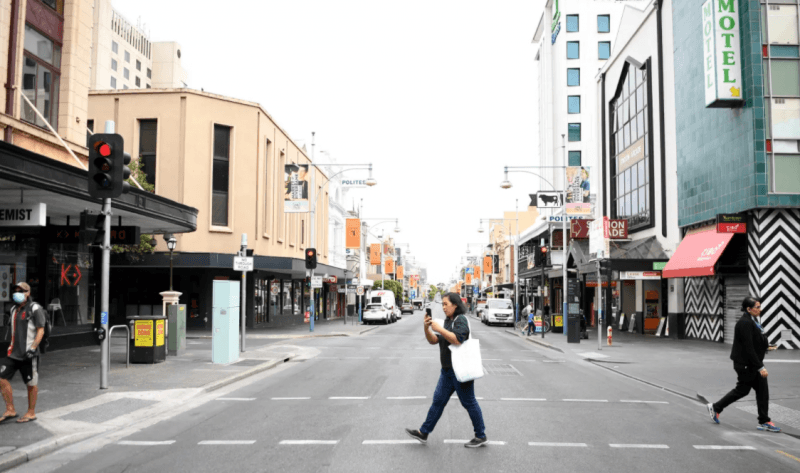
[729,313,769,370]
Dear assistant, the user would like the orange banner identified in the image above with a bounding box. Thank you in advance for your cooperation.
[345,219,361,249]
[370,244,381,265]
[385,258,395,274]
[466,274,473,284]
[483,256,492,275]
[397,265,404,280]
[474,265,481,279]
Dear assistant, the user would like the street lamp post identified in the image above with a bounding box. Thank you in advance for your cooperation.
[166,235,177,291]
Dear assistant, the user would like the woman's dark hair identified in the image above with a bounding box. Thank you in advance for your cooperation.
[442,293,467,316]
[742,296,762,313]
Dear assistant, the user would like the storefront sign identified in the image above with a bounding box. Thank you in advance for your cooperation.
[134,320,153,347]
[46,225,141,245]
[60,264,82,287]
[548,215,591,223]
[590,217,610,258]
[608,219,628,239]
[585,279,618,288]
[570,219,592,239]
[702,0,743,107]
[0,203,46,227]
[652,262,668,271]
[618,138,645,172]
[716,214,746,233]
[533,191,563,208]
[341,179,368,188]
[620,271,662,280]
[566,167,592,215]
[323,276,338,283]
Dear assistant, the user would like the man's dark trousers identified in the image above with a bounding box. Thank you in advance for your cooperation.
[713,363,770,424]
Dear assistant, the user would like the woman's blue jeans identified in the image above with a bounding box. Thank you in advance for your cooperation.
[420,367,485,438]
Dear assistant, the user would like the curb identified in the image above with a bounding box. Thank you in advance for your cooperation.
[588,361,702,404]
[0,431,97,472]
[202,355,297,393]
[187,329,378,340]
[504,329,564,353]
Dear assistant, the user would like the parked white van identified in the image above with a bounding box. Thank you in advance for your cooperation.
[363,290,398,325]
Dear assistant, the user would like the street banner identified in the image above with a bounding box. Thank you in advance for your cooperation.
[284,164,309,213]
[474,265,481,279]
[370,243,381,264]
[397,265,404,280]
[385,258,395,274]
[483,256,492,275]
[565,166,592,215]
[466,274,473,284]
[532,192,563,208]
[345,219,361,249]
[493,255,499,274]
[527,254,534,270]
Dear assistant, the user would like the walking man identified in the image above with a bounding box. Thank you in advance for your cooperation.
[707,296,780,432]
[522,302,533,335]
[1,283,46,424]
[406,293,487,447]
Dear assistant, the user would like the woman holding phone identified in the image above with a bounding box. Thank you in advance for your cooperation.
[405,293,487,448]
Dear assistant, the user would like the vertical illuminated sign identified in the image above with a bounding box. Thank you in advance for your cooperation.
[703,0,743,107]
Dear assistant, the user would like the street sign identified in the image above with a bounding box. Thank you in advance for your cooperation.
[271,283,280,296]
[311,276,323,288]
[233,256,253,272]
[357,286,364,296]
[533,191,563,208]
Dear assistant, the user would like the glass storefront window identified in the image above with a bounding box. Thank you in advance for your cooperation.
[45,245,94,333]
[282,280,292,314]
[293,281,302,315]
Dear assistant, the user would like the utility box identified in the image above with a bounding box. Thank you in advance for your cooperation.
[212,280,240,364]
[167,304,187,356]
[567,315,581,343]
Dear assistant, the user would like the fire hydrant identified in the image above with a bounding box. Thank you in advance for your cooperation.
[607,325,613,346]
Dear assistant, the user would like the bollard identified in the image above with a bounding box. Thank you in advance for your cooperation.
[607,325,613,346]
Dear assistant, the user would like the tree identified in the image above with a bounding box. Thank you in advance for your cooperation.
[112,157,156,255]
[372,280,403,305]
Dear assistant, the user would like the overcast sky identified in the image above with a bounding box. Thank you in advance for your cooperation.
[115,0,547,286]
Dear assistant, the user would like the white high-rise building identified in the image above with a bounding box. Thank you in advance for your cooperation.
[90,0,187,91]
[532,0,635,193]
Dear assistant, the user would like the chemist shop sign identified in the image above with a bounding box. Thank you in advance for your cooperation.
[0,203,46,227]
[703,0,743,107]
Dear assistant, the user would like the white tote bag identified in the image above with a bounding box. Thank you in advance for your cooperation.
[449,314,484,382]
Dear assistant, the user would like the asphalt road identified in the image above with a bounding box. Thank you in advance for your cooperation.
[15,311,800,473]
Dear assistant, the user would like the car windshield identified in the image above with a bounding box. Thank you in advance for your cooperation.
[488,299,512,309]
[367,305,383,310]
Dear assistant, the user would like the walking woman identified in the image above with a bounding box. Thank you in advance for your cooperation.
[707,296,780,432]
[406,293,487,447]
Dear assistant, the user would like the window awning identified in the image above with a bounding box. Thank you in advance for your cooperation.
[662,229,734,278]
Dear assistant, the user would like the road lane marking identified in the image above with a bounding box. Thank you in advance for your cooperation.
[501,398,547,402]
[387,396,427,399]
[329,396,369,400]
[620,400,669,404]
[216,398,256,401]
[693,446,756,450]
[443,439,506,445]
[363,440,421,445]
[563,399,609,403]
[198,440,256,445]
[610,444,669,449]
[118,441,176,446]
[271,397,311,400]
[542,360,565,363]
[510,359,537,362]
[765,360,800,363]
[450,396,484,399]
[529,442,587,447]
[482,358,503,361]
[367,347,381,349]
[777,450,800,464]
[380,357,402,359]
[279,440,339,445]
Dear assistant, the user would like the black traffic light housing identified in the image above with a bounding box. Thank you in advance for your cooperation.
[305,248,317,269]
[87,133,132,199]
[79,210,105,247]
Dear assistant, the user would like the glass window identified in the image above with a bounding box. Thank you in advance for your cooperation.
[568,95,581,114]
[24,25,60,67]
[124,50,130,63]
[761,4,768,44]
[146,84,151,89]
[147,68,152,79]
[135,76,141,87]
[772,98,800,139]
[568,151,581,166]
[766,100,772,139]
[111,58,117,71]
[123,67,129,79]
[567,41,580,59]
[598,41,611,60]
[567,68,580,86]
[123,85,129,89]
[768,5,799,44]
[774,154,800,192]
[212,125,231,226]
[112,41,118,54]
[568,123,581,142]
[771,45,800,58]
[598,15,610,33]
[139,120,158,187]
[110,76,116,88]
[764,60,771,96]
[771,60,800,95]
[136,59,141,71]
[21,25,60,130]
[566,15,579,32]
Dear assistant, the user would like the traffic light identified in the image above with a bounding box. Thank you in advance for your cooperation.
[535,246,549,266]
[87,133,132,199]
[79,210,105,247]
[305,248,317,269]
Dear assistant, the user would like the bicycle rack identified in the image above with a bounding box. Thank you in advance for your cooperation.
[108,324,130,369]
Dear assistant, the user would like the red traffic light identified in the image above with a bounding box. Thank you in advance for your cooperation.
[98,143,111,157]
[541,247,548,253]
[307,250,314,257]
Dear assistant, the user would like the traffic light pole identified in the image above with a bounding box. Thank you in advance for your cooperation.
[100,197,111,389]
[240,234,247,353]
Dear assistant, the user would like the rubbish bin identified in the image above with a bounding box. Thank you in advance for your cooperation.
[127,315,167,363]
[567,314,581,343]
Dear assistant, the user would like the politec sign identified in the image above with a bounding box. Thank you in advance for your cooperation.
[703,0,743,107]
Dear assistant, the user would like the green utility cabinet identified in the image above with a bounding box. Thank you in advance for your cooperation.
[168,304,187,356]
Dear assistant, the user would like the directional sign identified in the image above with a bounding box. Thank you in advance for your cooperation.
[311,276,323,288]
[233,256,254,272]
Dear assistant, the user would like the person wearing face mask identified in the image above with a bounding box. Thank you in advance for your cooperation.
[707,296,780,432]
[0,283,46,424]
[406,292,487,448]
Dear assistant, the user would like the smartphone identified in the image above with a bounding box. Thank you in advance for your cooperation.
[425,308,432,318]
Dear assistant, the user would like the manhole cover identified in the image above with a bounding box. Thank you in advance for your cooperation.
[62,398,158,424]
[232,359,266,367]
[483,364,522,376]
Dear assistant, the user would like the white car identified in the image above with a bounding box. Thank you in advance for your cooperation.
[363,303,392,325]
[484,299,514,326]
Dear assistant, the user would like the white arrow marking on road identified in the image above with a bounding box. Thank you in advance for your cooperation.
[444,440,507,445]
[620,400,669,404]
[387,396,427,399]
[529,442,588,447]
[198,440,256,445]
[279,440,339,445]
[693,445,756,450]
[118,441,176,446]
[610,444,669,449]
[501,398,547,401]
[216,398,256,401]
[329,396,369,400]
[271,397,311,400]
[363,440,422,445]
[563,399,609,402]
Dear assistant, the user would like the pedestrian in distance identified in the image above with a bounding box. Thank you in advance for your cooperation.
[522,302,533,335]
[526,309,536,336]
[0,283,47,424]
[406,292,487,448]
[707,296,780,432]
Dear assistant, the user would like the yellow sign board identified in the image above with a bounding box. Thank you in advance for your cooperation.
[554,315,563,327]
[135,320,153,347]
[156,319,165,347]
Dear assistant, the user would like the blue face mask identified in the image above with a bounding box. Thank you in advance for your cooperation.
[12,292,25,304]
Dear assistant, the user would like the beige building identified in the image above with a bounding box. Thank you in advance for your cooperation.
[88,89,344,328]
[0,0,197,351]
[481,208,539,290]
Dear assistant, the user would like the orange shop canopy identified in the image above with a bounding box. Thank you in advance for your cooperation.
[662,229,734,278]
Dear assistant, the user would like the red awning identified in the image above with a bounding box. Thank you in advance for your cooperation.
[662,229,734,278]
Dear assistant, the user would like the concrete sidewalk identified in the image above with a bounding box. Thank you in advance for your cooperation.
[187,315,380,339]
[0,318,374,471]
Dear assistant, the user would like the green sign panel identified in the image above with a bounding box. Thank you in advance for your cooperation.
[652,262,667,271]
